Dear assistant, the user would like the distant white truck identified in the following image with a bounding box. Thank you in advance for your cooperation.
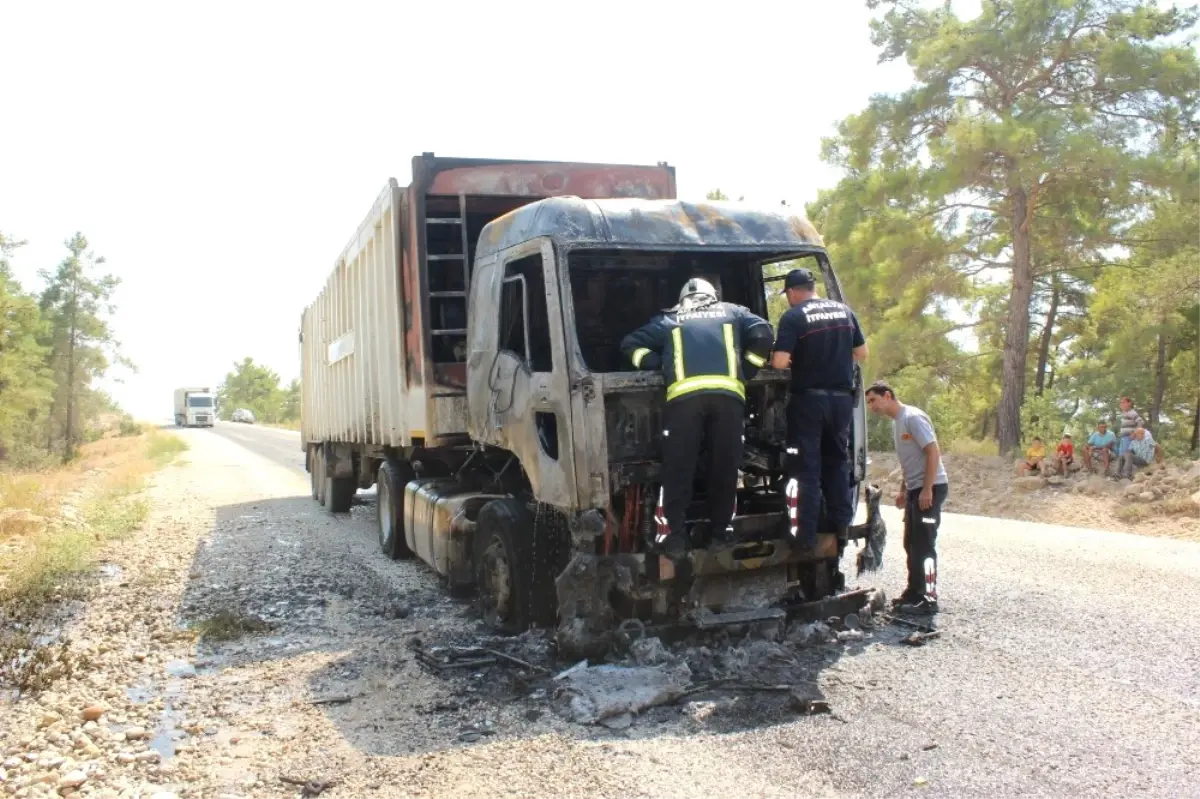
[174,387,216,427]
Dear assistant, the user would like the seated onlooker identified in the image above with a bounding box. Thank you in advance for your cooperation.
[1081,422,1117,475]
[1021,436,1047,474]
[1118,423,1156,480]
[1118,397,1143,458]
[1055,434,1075,475]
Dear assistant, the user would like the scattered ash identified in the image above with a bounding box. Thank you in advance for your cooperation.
[404,591,927,734]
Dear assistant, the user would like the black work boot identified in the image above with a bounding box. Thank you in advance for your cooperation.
[660,533,688,562]
[790,529,819,553]
[896,595,939,614]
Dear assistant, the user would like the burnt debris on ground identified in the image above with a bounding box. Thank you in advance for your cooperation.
[404,587,933,732]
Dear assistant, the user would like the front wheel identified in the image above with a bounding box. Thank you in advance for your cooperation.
[377,459,415,560]
[472,499,560,634]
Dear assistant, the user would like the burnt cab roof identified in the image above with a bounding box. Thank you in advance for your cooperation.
[475,196,826,260]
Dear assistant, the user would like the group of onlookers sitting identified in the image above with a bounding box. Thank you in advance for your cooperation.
[1020,397,1161,480]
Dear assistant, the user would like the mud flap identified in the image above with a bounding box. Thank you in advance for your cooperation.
[847,484,886,576]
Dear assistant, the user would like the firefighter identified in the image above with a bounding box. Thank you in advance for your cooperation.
[620,277,774,560]
[770,267,868,550]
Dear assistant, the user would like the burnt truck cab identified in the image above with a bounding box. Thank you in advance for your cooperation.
[464,197,881,654]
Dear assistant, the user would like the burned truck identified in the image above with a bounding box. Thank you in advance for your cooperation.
[300,153,883,656]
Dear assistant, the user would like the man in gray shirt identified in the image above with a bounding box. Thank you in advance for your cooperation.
[865,381,949,614]
[1118,396,1143,459]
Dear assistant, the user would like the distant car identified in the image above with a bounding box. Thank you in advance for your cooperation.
[231,409,256,424]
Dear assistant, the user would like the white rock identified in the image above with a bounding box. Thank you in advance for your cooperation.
[57,771,86,790]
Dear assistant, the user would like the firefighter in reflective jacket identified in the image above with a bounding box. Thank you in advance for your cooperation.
[619,277,774,559]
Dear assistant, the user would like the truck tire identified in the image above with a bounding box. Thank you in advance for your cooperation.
[326,472,355,514]
[473,498,558,634]
[308,448,319,501]
[313,448,327,506]
[377,459,415,560]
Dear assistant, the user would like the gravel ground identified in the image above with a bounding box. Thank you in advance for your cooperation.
[2,425,1199,799]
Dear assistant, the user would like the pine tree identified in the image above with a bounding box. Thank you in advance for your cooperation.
[818,0,1198,453]
[0,233,54,464]
[39,233,122,461]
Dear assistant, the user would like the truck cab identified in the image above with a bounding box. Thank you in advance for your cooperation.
[174,387,216,428]
[462,198,878,654]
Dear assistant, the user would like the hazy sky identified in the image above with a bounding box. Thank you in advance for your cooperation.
[3,0,949,420]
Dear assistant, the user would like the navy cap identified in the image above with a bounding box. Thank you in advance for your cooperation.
[778,267,816,295]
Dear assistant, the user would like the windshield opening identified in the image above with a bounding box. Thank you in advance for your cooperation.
[188,396,214,408]
[567,249,827,373]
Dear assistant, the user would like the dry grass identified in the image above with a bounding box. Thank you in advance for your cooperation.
[0,428,187,693]
[1116,494,1200,524]
[147,430,189,465]
[263,420,301,431]
[945,438,1000,457]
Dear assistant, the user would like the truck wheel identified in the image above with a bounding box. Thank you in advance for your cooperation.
[314,448,327,506]
[473,498,558,634]
[377,459,415,560]
[326,472,355,514]
[308,448,320,501]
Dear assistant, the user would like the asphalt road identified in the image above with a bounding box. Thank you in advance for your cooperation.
[199,421,1200,797]
[208,421,307,474]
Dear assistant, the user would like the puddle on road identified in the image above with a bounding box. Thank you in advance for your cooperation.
[149,706,186,759]
[165,659,198,679]
[126,685,156,704]
[123,678,188,760]
[98,563,124,581]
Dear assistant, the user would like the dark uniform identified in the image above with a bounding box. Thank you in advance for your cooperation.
[775,281,865,549]
[620,279,774,555]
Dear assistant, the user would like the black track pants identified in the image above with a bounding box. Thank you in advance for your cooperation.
[904,483,948,600]
[785,392,854,547]
[655,393,744,545]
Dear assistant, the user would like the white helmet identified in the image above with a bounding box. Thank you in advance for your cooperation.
[679,277,717,302]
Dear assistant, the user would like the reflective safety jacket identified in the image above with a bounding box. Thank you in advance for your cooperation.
[619,301,774,404]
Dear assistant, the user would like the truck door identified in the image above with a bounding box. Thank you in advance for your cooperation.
[817,254,868,513]
[466,237,578,508]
